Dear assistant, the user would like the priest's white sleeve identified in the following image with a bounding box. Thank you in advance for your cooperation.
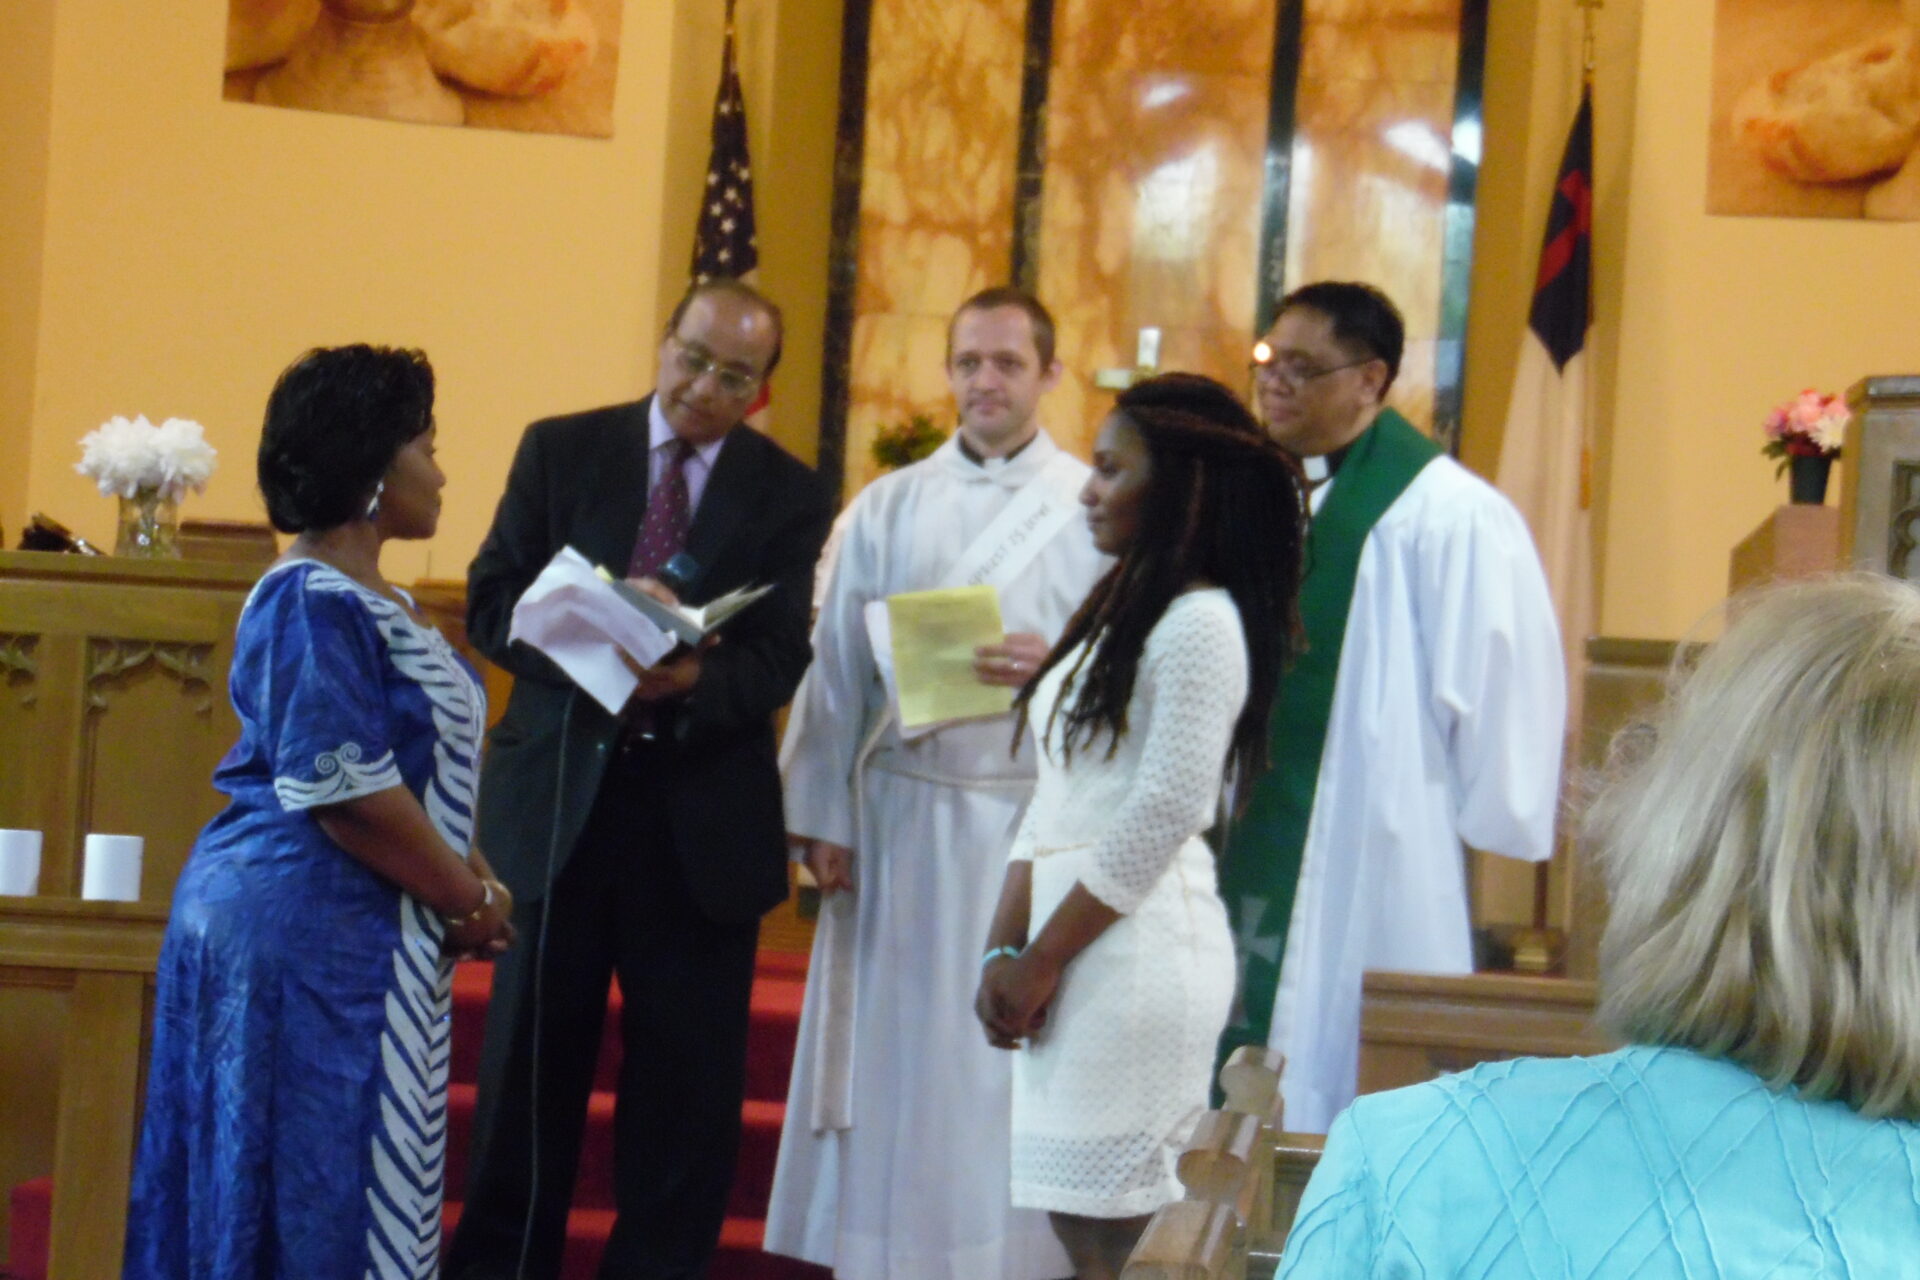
[1418,481,1566,863]
[779,491,885,850]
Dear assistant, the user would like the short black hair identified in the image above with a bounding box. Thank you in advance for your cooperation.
[258,345,435,535]
[665,277,784,376]
[948,286,1057,369]
[1276,281,1405,393]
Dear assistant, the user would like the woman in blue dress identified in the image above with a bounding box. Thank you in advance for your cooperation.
[1278,575,1920,1277]
[124,345,515,1280]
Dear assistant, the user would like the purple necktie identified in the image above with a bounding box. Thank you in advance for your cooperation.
[629,439,693,579]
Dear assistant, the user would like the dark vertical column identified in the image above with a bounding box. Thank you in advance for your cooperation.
[1435,0,1490,456]
[1010,0,1059,294]
[816,0,876,503]
[1252,0,1307,338]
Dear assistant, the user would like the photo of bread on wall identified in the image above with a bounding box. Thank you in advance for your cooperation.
[223,0,620,139]
[1709,0,1920,219]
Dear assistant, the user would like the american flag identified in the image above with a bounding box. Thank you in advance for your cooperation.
[691,8,758,283]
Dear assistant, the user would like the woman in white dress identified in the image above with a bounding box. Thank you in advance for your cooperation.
[974,372,1308,1279]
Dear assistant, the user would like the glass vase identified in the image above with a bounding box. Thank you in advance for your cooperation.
[115,488,180,558]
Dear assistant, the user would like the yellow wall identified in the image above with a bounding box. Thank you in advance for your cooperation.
[1466,0,1920,641]
[1597,0,1920,638]
[11,0,834,586]
[18,1,1905,639]
[0,1,57,546]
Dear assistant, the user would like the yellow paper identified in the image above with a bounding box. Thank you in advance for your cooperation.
[887,586,1011,729]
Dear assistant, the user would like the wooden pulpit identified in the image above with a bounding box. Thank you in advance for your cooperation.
[1728,504,1842,596]
[0,551,259,900]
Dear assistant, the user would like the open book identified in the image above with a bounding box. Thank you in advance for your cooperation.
[597,569,775,646]
[508,548,777,715]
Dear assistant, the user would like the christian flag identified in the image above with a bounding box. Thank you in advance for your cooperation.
[1497,86,1593,718]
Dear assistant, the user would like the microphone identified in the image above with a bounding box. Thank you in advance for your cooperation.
[659,552,701,598]
[633,552,701,746]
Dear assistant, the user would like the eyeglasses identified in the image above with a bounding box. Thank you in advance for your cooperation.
[668,338,763,399]
[1249,345,1378,390]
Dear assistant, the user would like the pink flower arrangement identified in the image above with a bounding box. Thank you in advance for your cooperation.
[1761,389,1847,476]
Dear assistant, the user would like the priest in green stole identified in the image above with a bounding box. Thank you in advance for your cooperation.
[1217,282,1566,1133]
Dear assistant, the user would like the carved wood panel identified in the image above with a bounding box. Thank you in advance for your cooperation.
[0,553,255,898]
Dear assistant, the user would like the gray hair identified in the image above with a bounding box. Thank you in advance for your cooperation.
[1589,574,1920,1119]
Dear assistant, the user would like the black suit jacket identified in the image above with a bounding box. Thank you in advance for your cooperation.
[467,397,832,923]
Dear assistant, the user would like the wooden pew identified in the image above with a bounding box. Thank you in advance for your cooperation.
[1358,970,1611,1095]
[1121,1048,1323,1280]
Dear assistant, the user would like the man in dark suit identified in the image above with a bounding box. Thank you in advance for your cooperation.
[446,279,833,1279]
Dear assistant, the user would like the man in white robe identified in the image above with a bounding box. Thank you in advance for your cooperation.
[1218,281,1566,1135]
[767,288,1108,1280]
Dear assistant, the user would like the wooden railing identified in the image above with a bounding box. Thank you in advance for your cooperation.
[1120,1048,1323,1280]
[0,897,167,1280]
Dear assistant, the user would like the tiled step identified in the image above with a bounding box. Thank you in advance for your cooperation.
[7,948,816,1280]
[7,1176,48,1280]
[445,1085,786,1219]
[9,1176,830,1280]
[448,961,805,1104]
[439,1202,829,1280]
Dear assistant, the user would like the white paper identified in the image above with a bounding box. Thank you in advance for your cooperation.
[0,829,41,896]
[862,599,936,741]
[863,592,1011,742]
[510,547,680,714]
[82,833,142,902]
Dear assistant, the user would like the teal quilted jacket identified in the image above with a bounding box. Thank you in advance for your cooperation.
[1279,1045,1920,1278]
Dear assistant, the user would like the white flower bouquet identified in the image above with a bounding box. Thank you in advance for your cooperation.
[75,415,218,501]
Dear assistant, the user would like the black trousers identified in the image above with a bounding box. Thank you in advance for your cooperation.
[445,744,761,1280]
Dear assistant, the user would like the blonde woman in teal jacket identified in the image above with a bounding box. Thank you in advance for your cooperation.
[1280,575,1920,1278]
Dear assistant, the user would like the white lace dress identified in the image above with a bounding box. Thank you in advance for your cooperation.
[1008,589,1244,1217]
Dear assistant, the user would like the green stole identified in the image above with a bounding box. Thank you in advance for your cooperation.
[1215,408,1442,1063]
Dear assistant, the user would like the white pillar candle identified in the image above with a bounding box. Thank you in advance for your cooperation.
[0,829,41,896]
[81,833,144,902]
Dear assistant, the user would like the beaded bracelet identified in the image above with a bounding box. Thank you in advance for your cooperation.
[981,944,1021,969]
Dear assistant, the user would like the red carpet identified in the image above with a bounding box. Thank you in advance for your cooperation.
[7,949,829,1280]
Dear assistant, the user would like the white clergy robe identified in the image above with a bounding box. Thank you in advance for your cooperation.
[1270,454,1566,1134]
[766,431,1108,1280]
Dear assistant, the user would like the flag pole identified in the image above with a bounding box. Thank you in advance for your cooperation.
[1577,0,1602,85]
[1575,0,1600,514]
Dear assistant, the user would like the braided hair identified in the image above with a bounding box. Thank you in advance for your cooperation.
[1013,372,1307,790]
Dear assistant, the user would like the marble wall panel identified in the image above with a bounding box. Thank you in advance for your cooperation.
[847,312,958,458]
[1287,0,1463,436]
[1309,0,1460,22]
[842,0,1026,493]
[1036,0,1276,457]
[836,0,1477,479]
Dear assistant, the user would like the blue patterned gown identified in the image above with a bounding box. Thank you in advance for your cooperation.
[124,560,486,1280]
[1278,1045,1920,1278]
